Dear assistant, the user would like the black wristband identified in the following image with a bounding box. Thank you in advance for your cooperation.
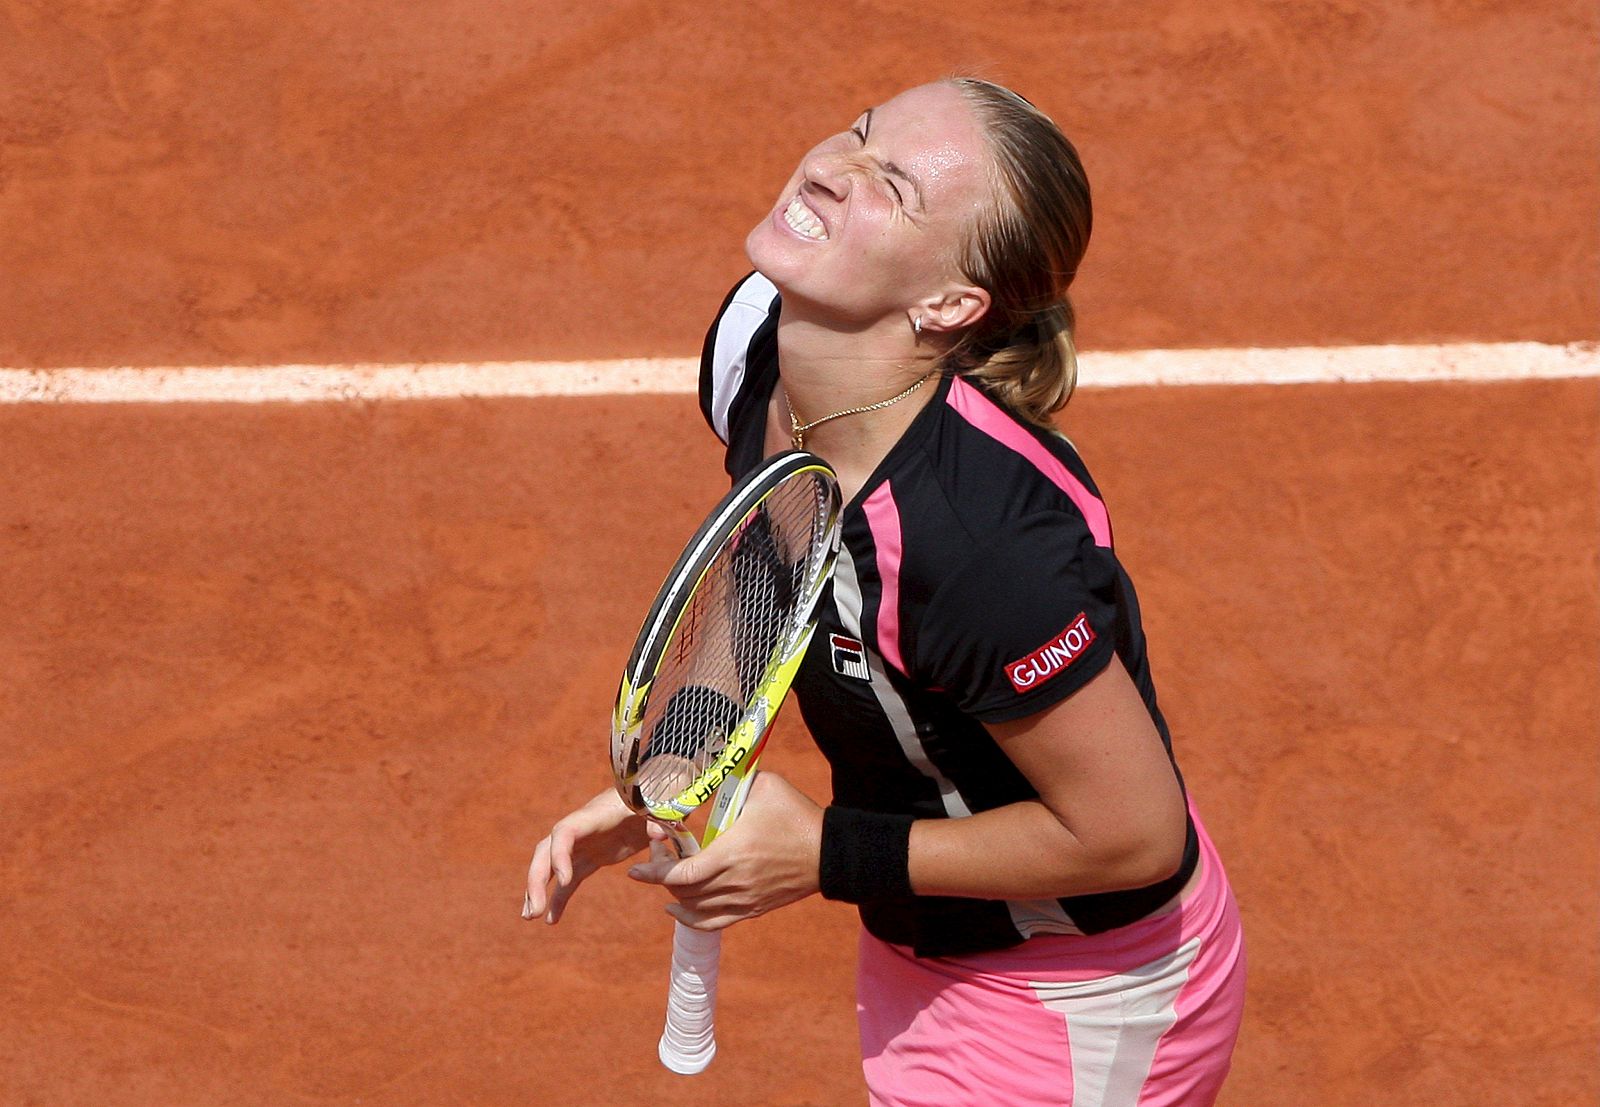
[819,806,915,904]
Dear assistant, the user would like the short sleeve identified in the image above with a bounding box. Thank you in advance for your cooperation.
[913,512,1120,723]
[698,271,781,444]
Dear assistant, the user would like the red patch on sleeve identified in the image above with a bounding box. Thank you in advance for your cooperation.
[1004,613,1097,693]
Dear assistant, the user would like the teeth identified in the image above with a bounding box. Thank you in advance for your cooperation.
[783,195,828,240]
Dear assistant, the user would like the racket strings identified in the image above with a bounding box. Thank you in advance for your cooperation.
[632,473,833,808]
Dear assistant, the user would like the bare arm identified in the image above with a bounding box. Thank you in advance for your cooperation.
[908,655,1188,899]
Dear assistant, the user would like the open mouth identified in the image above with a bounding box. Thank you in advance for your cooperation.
[782,194,828,240]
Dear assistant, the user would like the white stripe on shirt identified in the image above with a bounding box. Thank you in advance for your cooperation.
[707,272,778,443]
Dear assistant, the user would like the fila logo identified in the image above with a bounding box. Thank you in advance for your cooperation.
[829,633,870,681]
[1005,613,1096,693]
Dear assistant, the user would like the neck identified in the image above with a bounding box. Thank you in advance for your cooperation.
[775,310,940,469]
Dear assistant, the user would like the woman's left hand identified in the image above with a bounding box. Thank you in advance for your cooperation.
[626,770,823,931]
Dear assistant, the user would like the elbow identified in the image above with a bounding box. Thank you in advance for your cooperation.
[1123,790,1190,889]
[1094,820,1188,893]
[1130,833,1188,889]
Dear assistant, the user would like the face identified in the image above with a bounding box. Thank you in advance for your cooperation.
[745,82,995,329]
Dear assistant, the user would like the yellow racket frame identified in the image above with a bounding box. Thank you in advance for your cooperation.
[611,454,839,834]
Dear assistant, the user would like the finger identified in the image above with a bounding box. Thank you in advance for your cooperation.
[547,877,578,924]
[661,845,727,890]
[626,860,672,884]
[665,902,741,932]
[547,824,576,887]
[659,887,751,916]
[626,839,680,885]
[525,837,554,918]
[547,853,605,922]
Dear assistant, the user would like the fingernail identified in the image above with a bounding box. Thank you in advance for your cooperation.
[521,892,534,920]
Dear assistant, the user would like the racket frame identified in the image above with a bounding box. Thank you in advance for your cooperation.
[611,450,841,827]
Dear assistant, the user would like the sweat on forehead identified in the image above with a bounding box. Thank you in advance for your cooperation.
[859,86,996,214]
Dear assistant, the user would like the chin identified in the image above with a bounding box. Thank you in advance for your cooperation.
[744,213,863,320]
[745,219,806,291]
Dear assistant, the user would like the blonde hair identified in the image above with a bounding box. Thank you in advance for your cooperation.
[942,78,1092,426]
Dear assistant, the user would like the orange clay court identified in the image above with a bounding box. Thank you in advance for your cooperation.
[1,4,1596,1105]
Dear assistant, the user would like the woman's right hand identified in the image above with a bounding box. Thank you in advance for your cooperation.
[524,788,651,924]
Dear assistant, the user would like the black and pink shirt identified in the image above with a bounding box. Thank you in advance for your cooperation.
[699,272,1200,958]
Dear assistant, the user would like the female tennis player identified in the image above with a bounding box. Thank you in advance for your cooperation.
[525,77,1246,1105]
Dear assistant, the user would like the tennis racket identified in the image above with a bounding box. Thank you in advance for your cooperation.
[611,449,842,1074]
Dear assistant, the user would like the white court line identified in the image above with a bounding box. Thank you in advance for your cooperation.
[0,342,1594,403]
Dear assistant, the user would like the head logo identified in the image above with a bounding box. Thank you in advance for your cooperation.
[1005,613,1096,693]
[829,633,870,681]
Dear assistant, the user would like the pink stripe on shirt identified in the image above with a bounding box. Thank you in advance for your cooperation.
[861,483,907,675]
[946,376,1113,548]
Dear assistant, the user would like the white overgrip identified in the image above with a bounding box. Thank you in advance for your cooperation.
[658,921,722,1074]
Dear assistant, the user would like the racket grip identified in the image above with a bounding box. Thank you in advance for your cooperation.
[658,921,722,1074]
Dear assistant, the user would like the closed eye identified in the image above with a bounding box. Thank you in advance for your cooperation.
[849,122,906,205]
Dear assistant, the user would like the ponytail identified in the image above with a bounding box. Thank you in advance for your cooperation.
[944,78,1091,428]
[950,298,1080,426]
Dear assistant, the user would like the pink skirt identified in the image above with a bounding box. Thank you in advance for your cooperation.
[856,811,1246,1107]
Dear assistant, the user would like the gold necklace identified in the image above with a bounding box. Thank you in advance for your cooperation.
[784,370,935,450]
